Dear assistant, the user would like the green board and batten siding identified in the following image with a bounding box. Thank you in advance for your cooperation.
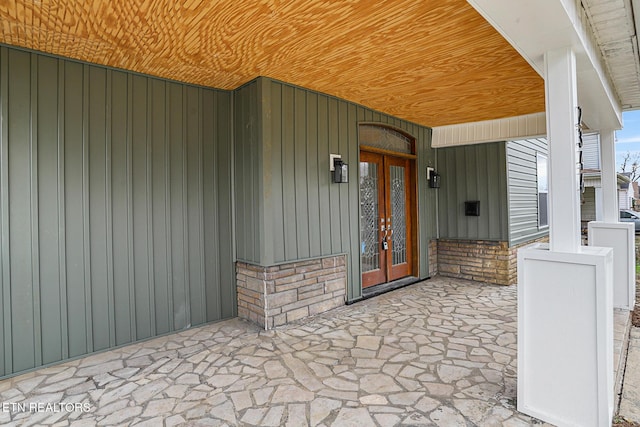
[0,46,236,378]
[506,138,549,246]
[234,77,437,301]
[0,48,438,377]
[436,142,509,241]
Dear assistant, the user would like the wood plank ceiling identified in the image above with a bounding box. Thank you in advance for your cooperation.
[0,0,545,127]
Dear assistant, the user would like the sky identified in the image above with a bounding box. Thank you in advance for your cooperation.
[615,110,640,171]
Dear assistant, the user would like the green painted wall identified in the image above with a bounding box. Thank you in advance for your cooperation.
[234,77,437,301]
[0,46,235,378]
[506,138,549,245]
[234,80,263,264]
[436,142,509,241]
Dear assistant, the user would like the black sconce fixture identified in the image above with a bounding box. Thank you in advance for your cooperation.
[331,155,348,183]
[427,167,440,188]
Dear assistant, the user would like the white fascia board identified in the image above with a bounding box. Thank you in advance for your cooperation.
[431,112,545,148]
[467,0,622,131]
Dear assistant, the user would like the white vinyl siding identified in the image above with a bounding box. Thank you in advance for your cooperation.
[506,138,549,246]
[581,133,600,170]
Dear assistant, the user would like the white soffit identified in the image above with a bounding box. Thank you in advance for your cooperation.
[467,0,623,131]
[583,0,640,110]
[431,112,546,148]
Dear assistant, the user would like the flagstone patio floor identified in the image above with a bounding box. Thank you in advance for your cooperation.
[0,276,626,426]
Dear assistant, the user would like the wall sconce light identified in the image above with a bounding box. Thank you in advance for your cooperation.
[330,154,348,183]
[427,167,440,188]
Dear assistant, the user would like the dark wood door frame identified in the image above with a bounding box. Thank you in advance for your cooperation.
[360,149,417,288]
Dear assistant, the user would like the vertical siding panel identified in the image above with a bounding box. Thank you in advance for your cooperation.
[81,65,94,353]
[317,95,331,256]
[270,82,285,262]
[418,127,431,278]
[477,145,489,238]
[0,47,10,375]
[455,147,466,237]
[37,54,63,364]
[338,102,349,253]
[29,53,42,367]
[248,83,258,263]
[132,75,152,339]
[294,88,309,259]
[57,59,69,360]
[126,75,136,342]
[234,81,261,264]
[445,149,456,237]
[202,90,220,322]
[88,66,110,351]
[253,83,263,264]
[498,143,509,239]
[281,85,297,259]
[328,98,341,254]
[232,86,246,261]
[487,144,500,238]
[465,145,478,238]
[63,60,87,358]
[216,91,235,319]
[151,79,169,335]
[111,70,132,345]
[347,102,360,301]
[104,70,116,348]
[8,49,36,372]
[168,83,186,330]
[187,86,204,326]
[306,92,320,257]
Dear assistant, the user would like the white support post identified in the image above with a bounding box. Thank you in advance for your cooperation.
[600,130,618,223]
[518,47,615,427]
[545,48,582,252]
[590,129,636,310]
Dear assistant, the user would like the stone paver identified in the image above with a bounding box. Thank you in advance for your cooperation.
[0,277,561,426]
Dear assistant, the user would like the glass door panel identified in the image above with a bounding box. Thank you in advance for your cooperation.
[390,165,407,266]
[360,152,386,287]
[386,157,411,281]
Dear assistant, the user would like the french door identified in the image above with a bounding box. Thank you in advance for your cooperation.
[360,151,412,288]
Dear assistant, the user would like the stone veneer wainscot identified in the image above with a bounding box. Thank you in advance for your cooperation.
[436,237,549,285]
[236,255,347,329]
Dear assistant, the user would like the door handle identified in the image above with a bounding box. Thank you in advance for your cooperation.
[380,223,389,250]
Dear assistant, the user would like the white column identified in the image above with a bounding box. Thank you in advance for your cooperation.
[518,47,615,426]
[545,48,581,252]
[591,130,636,310]
[600,130,618,222]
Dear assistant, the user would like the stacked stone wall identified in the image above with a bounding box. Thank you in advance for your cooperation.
[237,255,346,329]
[436,237,548,285]
[428,239,438,277]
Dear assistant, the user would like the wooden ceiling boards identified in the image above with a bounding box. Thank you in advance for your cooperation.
[0,0,545,127]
